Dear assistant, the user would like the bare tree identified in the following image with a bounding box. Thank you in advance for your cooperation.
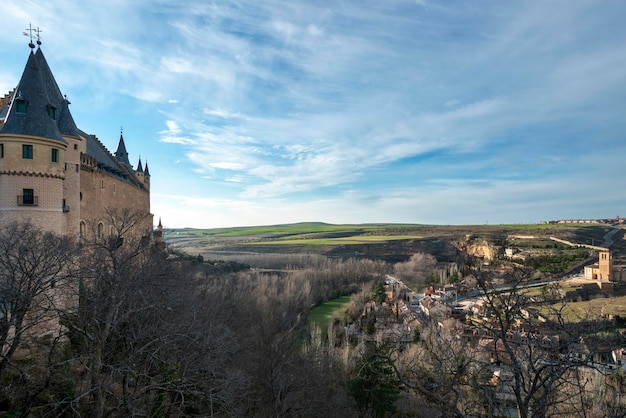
[393,253,437,286]
[0,221,77,374]
[58,209,259,417]
[463,265,618,418]
[396,322,490,417]
[0,221,79,415]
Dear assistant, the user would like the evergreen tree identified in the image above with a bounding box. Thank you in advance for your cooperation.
[349,344,400,417]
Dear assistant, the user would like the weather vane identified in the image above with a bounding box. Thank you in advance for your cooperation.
[35,27,42,46]
[23,23,42,49]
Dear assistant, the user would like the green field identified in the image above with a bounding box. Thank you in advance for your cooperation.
[163,222,625,265]
[250,235,421,246]
[164,222,428,256]
[308,295,352,340]
[167,222,417,239]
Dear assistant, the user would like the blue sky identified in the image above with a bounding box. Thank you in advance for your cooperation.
[2,1,625,228]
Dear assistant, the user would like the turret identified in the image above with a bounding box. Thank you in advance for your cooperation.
[143,160,150,191]
[136,157,145,185]
[0,40,71,235]
[114,132,131,167]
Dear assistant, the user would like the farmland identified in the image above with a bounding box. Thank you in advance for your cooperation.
[164,222,626,264]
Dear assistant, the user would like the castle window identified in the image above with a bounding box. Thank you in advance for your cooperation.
[47,105,57,120]
[15,99,26,113]
[97,223,104,240]
[74,144,78,150]
[18,188,37,206]
[79,221,86,239]
[22,144,33,159]
[0,143,3,158]
[51,148,59,163]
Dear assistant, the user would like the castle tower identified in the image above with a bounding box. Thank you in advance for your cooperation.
[33,47,84,237]
[136,157,145,184]
[0,42,76,235]
[114,132,131,168]
[143,161,150,192]
[598,250,613,281]
[2,35,152,240]
[155,217,163,239]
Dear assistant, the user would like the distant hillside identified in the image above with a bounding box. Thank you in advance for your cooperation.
[164,222,625,264]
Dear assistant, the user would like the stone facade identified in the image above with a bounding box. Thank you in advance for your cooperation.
[584,250,626,284]
[0,45,152,239]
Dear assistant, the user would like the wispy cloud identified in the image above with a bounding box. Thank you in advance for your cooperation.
[2,0,625,227]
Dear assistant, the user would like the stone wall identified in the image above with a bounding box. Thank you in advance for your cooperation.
[0,134,67,235]
[80,168,151,239]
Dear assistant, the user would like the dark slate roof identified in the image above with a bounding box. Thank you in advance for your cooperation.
[137,157,143,172]
[0,103,8,121]
[56,97,80,138]
[144,161,150,176]
[85,133,144,188]
[115,133,131,166]
[35,48,79,137]
[0,50,66,142]
[34,48,80,138]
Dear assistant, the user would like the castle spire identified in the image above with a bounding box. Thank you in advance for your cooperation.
[0,48,65,142]
[114,130,131,166]
[137,157,143,172]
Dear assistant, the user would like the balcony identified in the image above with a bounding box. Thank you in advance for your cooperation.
[17,195,39,206]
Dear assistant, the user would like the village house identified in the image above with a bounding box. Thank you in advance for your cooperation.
[419,295,452,319]
[612,348,626,370]
[435,284,458,301]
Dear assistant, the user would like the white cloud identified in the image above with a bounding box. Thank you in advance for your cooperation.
[159,120,195,145]
[210,162,247,170]
[203,108,241,119]
[5,0,626,228]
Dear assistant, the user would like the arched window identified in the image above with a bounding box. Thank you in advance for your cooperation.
[97,222,104,240]
[79,221,87,240]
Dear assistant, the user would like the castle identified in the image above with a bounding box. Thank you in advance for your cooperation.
[0,40,152,239]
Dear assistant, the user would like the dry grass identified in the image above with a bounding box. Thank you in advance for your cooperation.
[557,294,626,320]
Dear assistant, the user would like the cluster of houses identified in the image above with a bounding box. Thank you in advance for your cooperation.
[544,217,625,224]
[361,273,626,376]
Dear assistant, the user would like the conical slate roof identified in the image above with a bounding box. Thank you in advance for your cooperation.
[56,96,80,138]
[0,49,66,142]
[35,48,79,138]
[115,133,131,166]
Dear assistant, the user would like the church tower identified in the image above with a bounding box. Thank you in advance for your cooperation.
[598,250,613,281]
